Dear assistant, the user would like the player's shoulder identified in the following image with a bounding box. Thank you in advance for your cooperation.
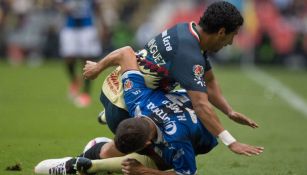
[173,22,202,58]
[175,22,200,43]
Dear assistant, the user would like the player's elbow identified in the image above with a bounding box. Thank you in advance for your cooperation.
[120,46,135,57]
[110,46,135,65]
[121,46,134,53]
[188,91,213,118]
[117,46,135,62]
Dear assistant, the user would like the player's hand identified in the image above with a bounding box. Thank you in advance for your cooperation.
[228,111,259,128]
[228,141,264,156]
[121,158,145,175]
[83,60,100,80]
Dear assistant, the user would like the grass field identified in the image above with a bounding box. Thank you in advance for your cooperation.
[0,60,307,175]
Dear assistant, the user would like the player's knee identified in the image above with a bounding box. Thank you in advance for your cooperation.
[99,142,111,159]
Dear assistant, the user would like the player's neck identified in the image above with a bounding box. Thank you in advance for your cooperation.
[144,118,158,140]
[196,25,210,52]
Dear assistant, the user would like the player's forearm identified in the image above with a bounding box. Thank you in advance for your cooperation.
[193,101,224,136]
[188,91,224,136]
[194,103,239,147]
[95,46,134,72]
[207,79,233,116]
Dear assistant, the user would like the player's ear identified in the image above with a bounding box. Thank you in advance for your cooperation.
[217,28,226,37]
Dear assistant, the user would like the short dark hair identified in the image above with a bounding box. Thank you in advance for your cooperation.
[199,1,244,34]
[114,118,151,154]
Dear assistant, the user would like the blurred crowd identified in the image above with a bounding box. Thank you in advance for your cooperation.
[0,0,306,69]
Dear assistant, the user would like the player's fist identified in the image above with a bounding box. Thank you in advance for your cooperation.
[83,60,100,80]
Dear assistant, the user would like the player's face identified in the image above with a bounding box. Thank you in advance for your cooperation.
[212,28,239,52]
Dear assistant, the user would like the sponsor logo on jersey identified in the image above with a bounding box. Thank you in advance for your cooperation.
[147,102,169,121]
[123,79,133,91]
[162,100,183,113]
[164,94,190,121]
[165,121,177,135]
[147,102,177,135]
[162,30,172,51]
[106,70,120,94]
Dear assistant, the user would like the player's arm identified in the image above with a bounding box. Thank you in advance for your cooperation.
[187,90,224,136]
[83,46,138,79]
[121,159,176,175]
[188,89,263,156]
[205,70,258,128]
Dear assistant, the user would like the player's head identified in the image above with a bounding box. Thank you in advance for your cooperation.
[199,1,243,52]
[114,117,152,154]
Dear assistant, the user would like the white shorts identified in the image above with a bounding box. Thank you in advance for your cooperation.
[59,26,102,58]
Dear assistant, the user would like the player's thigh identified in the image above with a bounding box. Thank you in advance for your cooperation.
[100,91,130,134]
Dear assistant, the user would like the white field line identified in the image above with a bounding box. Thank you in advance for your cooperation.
[242,66,307,118]
[197,65,307,173]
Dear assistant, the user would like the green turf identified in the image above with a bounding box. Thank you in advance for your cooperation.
[0,61,306,175]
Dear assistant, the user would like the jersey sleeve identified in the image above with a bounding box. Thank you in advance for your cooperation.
[163,141,197,175]
[204,54,212,72]
[170,41,208,93]
[121,70,152,116]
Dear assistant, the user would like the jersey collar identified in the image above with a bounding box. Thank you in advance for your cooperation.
[144,117,164,144]
[189,21,200,42]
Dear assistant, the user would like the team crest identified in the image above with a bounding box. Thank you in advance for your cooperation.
[123,79,133,91]
[193,65,204,78]
[193,65,205,87]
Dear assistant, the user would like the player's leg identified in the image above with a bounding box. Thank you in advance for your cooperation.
[65,57,80,98]
[34,137,110,174]
[97,109,107,124]
[88,153,158,174]
[74,27,102,107]
[60,28,80,99]
[81,138,157,173]
[82,137,158,174]
[34,137,157,174]
[99,90,130,133]
[34,157,92,175]
[73,58,92,107]
[35,155,157,175]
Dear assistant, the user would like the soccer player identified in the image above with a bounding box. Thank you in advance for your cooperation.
[56,0,103,107]
[35,43,263,175]
[84,1,259,155]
